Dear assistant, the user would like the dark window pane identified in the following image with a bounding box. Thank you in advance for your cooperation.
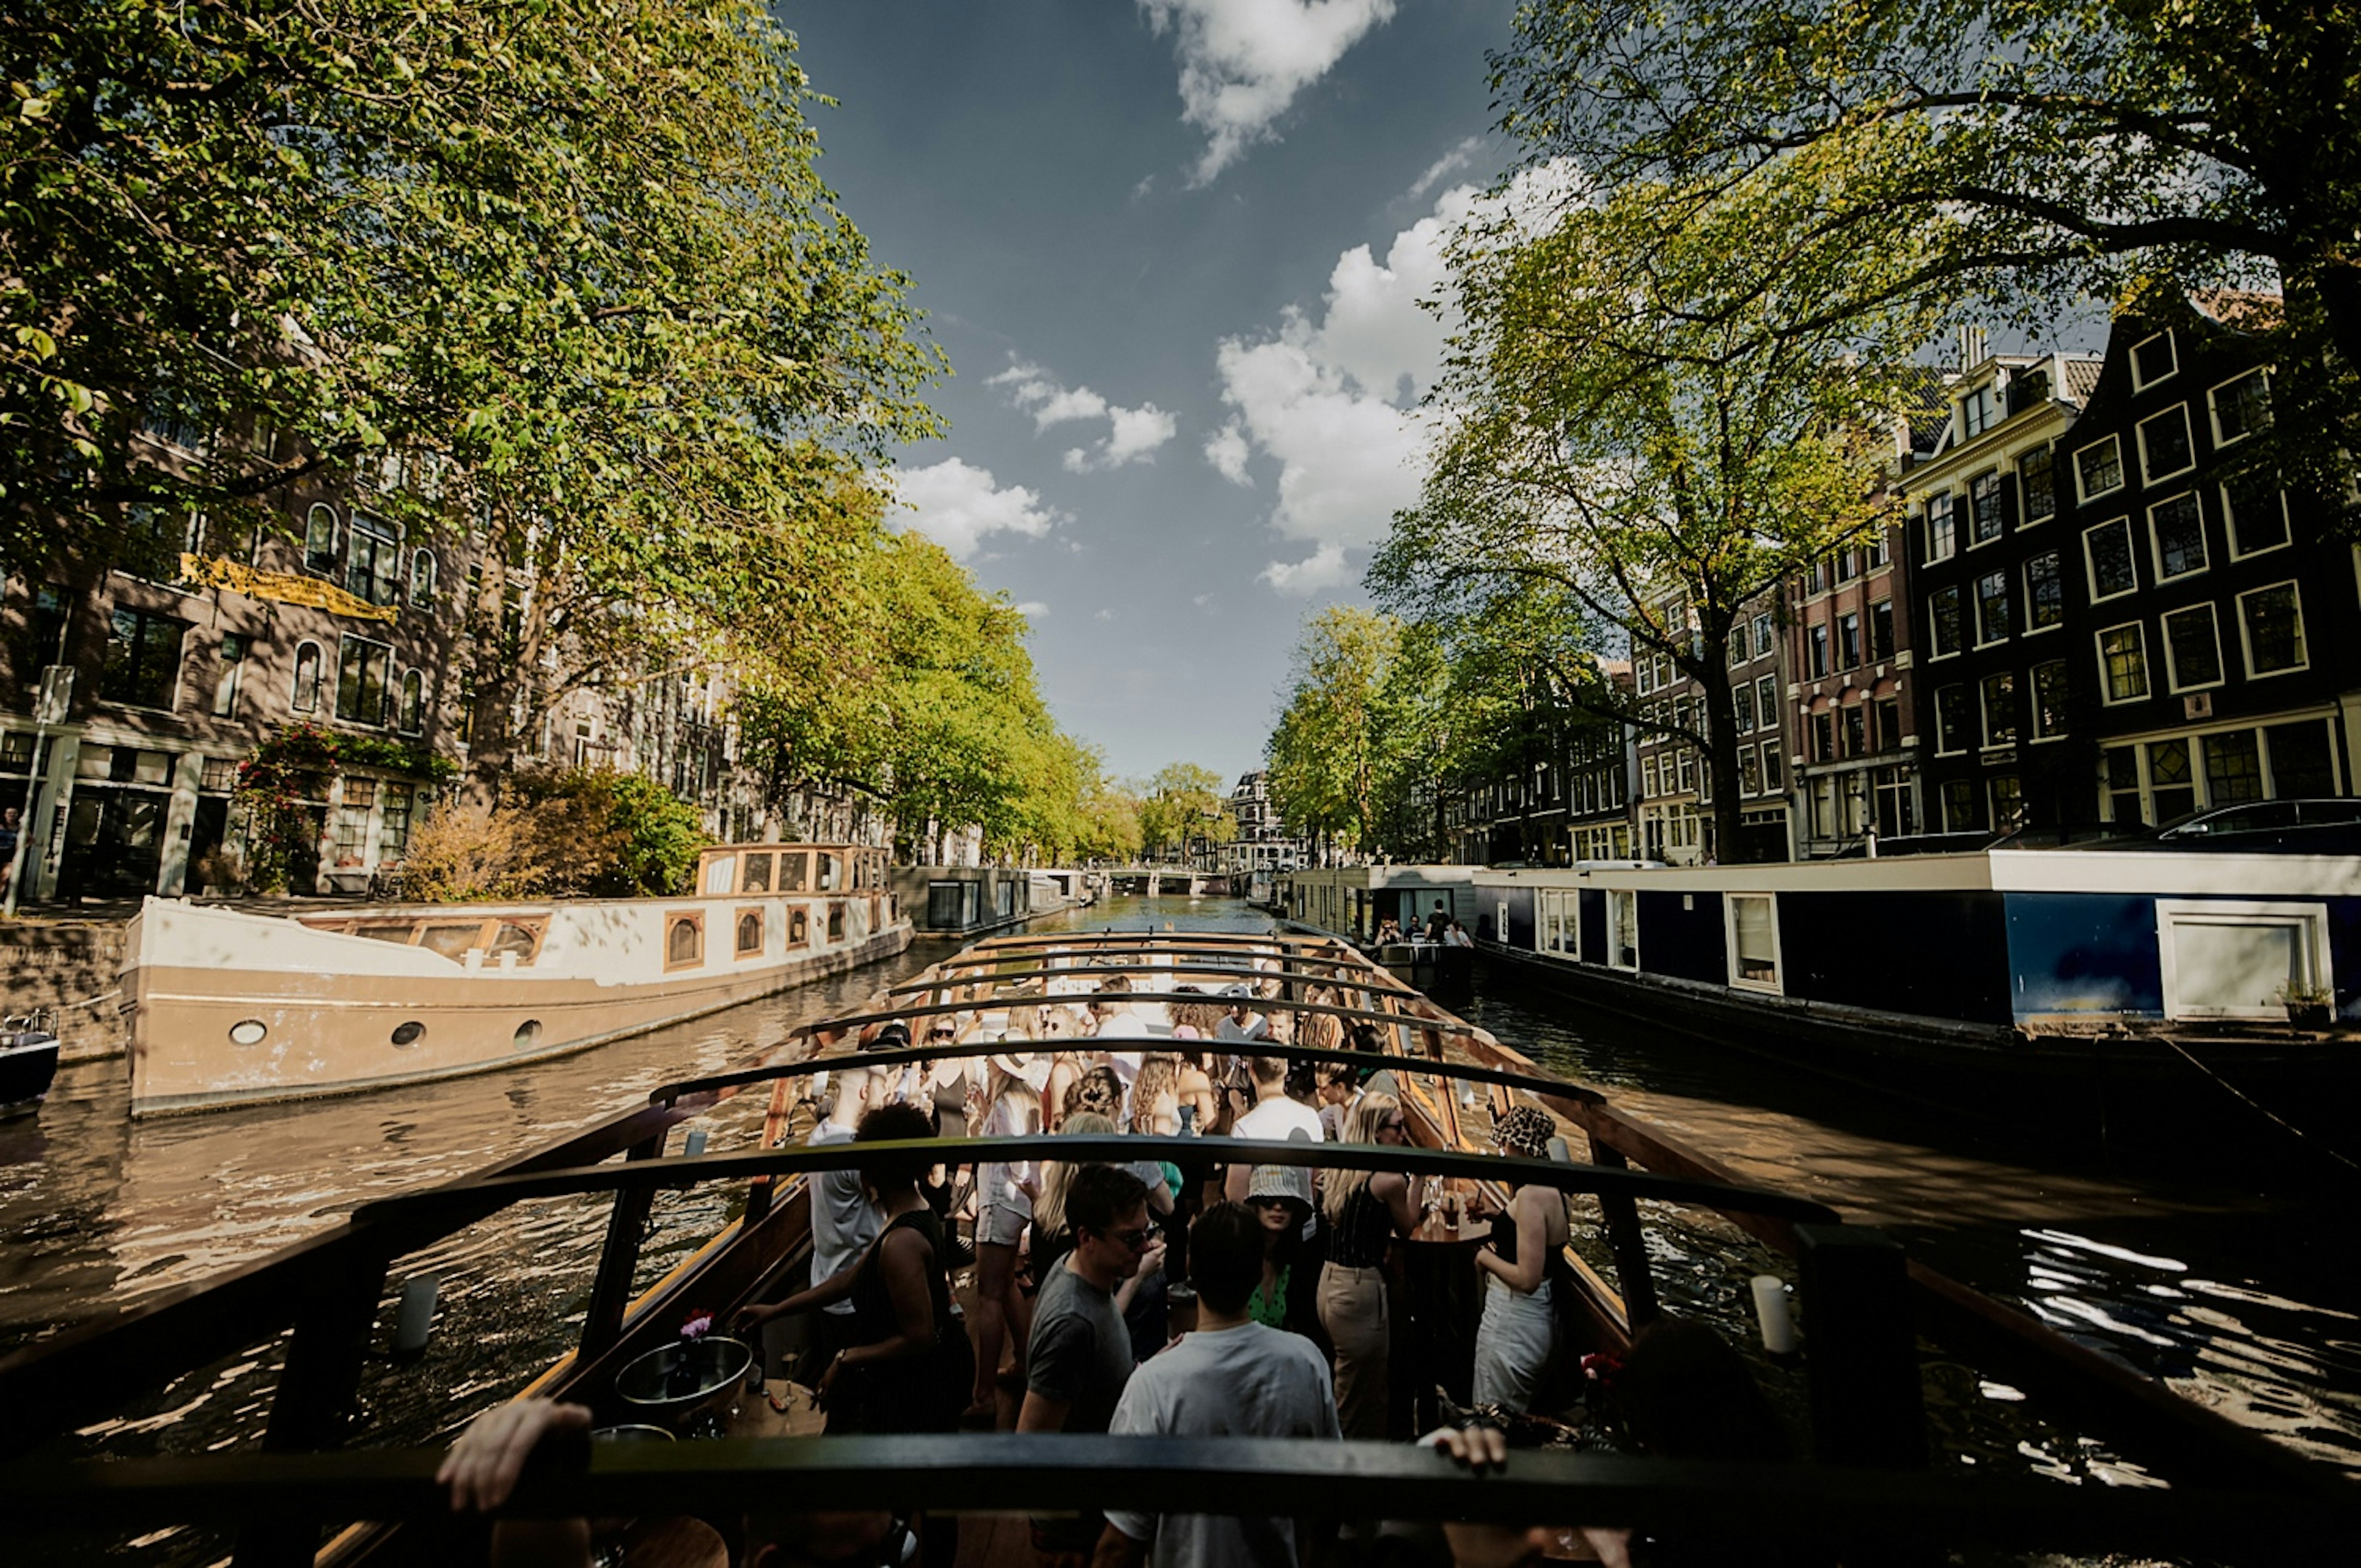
[2150,494,2206,578]
[2087,519,2137,598]
[2027,553,2063,628]
[2020,447,2056,521]
[2266,721,2335,797]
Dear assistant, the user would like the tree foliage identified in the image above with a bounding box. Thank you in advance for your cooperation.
[1137,762,1235,861]
[1266,607,1401,858]
[1377,156,1939,861]
[1492,0,2361,489]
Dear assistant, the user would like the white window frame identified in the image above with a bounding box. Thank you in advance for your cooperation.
[1725,892,1782,995]
[1924,494,1958,562]
[2206,367,2271,447]
[1972,570,2011,648]
[2095,621,2151,706]
[2223,479,2290,561]
[1980,670,2017,750]
[2073,435,2124,503]
[1927,585,1963,660]
[2161,602,2226,694]
[1933,684,1971,756]
[2083,516,2138,604]
[2136,404,2196,486]
[2236,579,2309,680]
[2156,899,2331,1022]
[2145,491,2209,583]
[2129,329,2178,391]
[2018,445,2058,526]
[2023,551,2063,634]
[2030,659,2069,743]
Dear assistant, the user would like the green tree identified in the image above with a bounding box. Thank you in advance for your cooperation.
[1265,607,1401,862]
[1492,0,2361,490]
[1137,762,1235,862]
[1378,159,1937,861]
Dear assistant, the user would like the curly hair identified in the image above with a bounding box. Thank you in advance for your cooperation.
[1493,1104,1557,1160]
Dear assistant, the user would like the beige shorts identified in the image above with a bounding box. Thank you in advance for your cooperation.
[979,1202,1029,1248]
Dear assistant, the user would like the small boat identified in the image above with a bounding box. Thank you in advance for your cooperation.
[0,1007,60,1116]
[0,931,2345,1564]
[119,842,911,1116]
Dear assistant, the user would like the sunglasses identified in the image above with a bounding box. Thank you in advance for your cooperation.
[928,1028,955,1041]
[1101,1225,1153,1250]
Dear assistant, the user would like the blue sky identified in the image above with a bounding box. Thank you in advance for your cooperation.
[779,1,1517,784]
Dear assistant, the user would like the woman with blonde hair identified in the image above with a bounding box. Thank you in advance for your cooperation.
[1318,1089,1425,1437]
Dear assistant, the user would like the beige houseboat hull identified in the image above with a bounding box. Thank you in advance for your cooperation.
[123,893,912,1117]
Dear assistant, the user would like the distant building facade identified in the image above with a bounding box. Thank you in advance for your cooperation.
[1212,770,1306,876]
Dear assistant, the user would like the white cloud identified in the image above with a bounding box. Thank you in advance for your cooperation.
[1094,607,1116,621]
[1141,0,1399,185]
[1259,543,1350,594]
[1014,601,1049,618]
[892,457,1063,560]
[1406,135,1485,202]
[992,357,1177,471]
[1212,159,1585,590]
[1203,419,1252,486]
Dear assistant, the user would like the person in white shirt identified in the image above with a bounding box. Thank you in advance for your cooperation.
[801,1065,880,1381]
[1097,1200,1341,1567]
[1444,920,1475,948]
[970,1075,1043,1420]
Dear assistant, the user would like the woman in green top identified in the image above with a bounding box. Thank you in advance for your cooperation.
[1241,1160,1322,1342]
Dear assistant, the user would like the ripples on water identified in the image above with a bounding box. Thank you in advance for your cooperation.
[6,896,2357,1564]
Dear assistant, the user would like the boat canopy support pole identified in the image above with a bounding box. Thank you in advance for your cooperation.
[1586,1141,1662,1331]
[1797,1225,1928,1474]
[580,1132,668,1362]
[232,1240,393,1568]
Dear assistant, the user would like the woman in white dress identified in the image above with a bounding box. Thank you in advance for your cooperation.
[1470,1105,1568,1413]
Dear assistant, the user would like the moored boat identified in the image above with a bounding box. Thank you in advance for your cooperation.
[0,1007,60,1116]
[0,930,2347,1566]
[121,842,911,1116]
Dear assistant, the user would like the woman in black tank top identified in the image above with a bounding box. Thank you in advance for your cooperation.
[1316,1090,1427,1438]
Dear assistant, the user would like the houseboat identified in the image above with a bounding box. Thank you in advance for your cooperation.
[1282,849,2361,1146]
[0,931,2341,1562]
[121,842,909,1116]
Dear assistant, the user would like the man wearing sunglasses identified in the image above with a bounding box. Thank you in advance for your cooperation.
[1019,1163,1156,1564]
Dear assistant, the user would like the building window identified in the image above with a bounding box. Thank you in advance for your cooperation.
[2267,720,2337,796]
[410,550,437,607]
[1740,745,1762,796]
[11,582,69,695]
[1841,704,1867,758]
[1837,610,1862,669]
[397,668,425,735]
[1980,671,2017,748]
[2130,330,2177,389]
[2020,446,2057,524]
[1928,586,1963,658]
[1969,471,2005,543]
[1925,494,1957,561]
[346,513,402,607]
[1805,559,1825,596]
[1874,696,1902,752]
[1733,682,1755,735]
[1728,893,1780,991]
[1834,548,1859,585]
[1754,674,1777,731]
[2084,517,2138,601]
[1960,385,1997,439]
[117,504,196,584]
[1869,598,1894,661]
[2161,604,2225,691]
[2097,623,2151,704]
[1751,611,1774,659]
[1990,774,2025,832]
[1760,743,1784,792]
[1811,712,1835,762]
[2209,369,2270,446]
[2031,660,2068,740]
[2137,404,2195,484]
[336,635,395,724]
[1865,529,1890,569]
[333,778,376,865]
[304,504,340,573]
[1934,684,1971,754]
[2149,738,2196,821]
[2148,492,2207,580]
[2204,730,2264,806]
[100,607,185,711]
[292,640,323,712]
[2023,551,2063,632]
[212,631,248,718]
[1974,570,2011,645]
[2074,436,2124,502]
[1808,622,1829,677]
[380,785,413,859]
[2237,581,2306,676]
[2223,474,2289,557]
[1942,779,1979,833]
[1873,764,1916,837]
[1677,750,1697,792]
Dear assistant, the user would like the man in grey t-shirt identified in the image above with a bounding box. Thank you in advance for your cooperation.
[1019,1164,1153,1563]
[1099,1200,1340,1567]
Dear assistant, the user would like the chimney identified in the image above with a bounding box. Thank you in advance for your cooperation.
[1955,325,1989,369]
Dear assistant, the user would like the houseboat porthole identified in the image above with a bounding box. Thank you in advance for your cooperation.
[514,1019,543,1050]
[390,1021,426,1047]
[228,1019,267,1047]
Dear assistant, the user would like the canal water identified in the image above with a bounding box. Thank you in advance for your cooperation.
[4,897,2355,1565]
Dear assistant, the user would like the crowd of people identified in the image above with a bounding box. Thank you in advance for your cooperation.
[440,971,1798,1567]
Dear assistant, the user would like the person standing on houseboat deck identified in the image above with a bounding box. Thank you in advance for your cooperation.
[1021,1162,1154,1566]
[735,1105,973,1436]
[1470,1106,1569,1414]
[1425,900,1451,942]
[1318,1090,1425,1437]
[796,1062,880,1384]
[1095,1201,1341,1568]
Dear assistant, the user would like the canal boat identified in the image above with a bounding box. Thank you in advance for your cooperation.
[1283,851,2361,1152]
[0,930,2347,1564]
[119,842,911,1117]
[0,1007,60,1116]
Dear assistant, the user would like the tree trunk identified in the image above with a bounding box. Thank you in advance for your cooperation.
[459,514,517,811]
[1694,629,1756,864]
